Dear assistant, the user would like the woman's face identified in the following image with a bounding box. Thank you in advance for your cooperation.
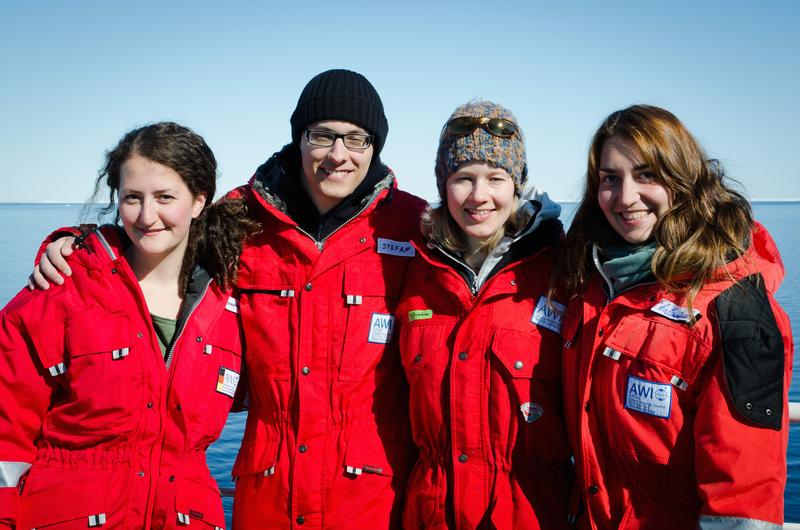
[118,154,206,263]
[446,161,516,251]
[597,136,672,245]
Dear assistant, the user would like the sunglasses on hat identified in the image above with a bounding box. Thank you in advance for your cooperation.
[445,116,517,138]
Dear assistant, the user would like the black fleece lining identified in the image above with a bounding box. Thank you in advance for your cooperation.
[715,273,784,430]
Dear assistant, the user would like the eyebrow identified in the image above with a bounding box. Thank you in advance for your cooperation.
[598,164,650,173]
[312,126,368,135]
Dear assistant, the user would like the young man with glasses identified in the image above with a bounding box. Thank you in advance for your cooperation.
[28,69,426,529]
[227,68,426,529]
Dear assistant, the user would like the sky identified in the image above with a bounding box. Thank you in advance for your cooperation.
[1,0,798,205]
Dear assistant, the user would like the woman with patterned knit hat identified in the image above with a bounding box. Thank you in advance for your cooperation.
[397,100,575,529]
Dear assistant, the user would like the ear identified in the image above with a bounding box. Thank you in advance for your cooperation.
[191,193,207,219]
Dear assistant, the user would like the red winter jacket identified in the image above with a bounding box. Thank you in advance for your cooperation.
[562,222,793,530]
[0,226,243,530]
[229,169,426,529]
[397,206,574,530]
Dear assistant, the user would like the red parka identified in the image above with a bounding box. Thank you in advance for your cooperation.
[562,222,793,530]
[397,197,574,530]
[229,166,426,529]
[0,227,242,529]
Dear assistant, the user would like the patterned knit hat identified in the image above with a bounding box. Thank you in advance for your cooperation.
[290,69,389,155]
[435,100,527,200]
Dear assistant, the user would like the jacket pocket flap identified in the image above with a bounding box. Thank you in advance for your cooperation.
[237,266,294,291]
[491,328,558,379]
[604,316,711,384]
[343,429,395,477]
[175,478,226,528]
[66,313,129,356]
[19,479,107,527]
[232,439,280,477]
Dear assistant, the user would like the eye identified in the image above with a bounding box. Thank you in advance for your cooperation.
[599,173,618,185]
[639,171,658,182]
[158,194,176,202]
[121,194,140,203]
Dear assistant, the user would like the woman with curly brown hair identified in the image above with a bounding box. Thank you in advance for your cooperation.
[0,122,257,528]
[554,105,793,529]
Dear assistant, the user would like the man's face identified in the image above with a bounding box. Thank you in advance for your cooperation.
[299,120,374,214]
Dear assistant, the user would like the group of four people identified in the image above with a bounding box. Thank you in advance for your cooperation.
[0,69,793,529]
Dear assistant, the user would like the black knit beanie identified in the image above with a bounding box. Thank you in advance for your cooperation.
[290,69,389,155]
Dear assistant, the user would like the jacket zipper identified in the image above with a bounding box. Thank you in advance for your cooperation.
[295,185,386,251]
[165,279,212,369]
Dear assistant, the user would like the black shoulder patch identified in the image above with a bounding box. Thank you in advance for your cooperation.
[715,273,784,430]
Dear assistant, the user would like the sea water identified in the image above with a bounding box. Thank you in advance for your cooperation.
[1,202,798,525]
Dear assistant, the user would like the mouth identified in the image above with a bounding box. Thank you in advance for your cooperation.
[465,208,494,221]
[618,210,651,222]
[320,167,353,180]
[135,226,166,236]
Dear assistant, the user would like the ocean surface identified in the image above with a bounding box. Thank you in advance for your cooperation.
[1,202,798,526]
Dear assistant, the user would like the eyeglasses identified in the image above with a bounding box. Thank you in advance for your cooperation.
[305,130,373,150]
[445,116,517,138]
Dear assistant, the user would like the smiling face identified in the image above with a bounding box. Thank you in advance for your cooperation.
[446,161,516,252]
[118,154,206,263]
[597,136,672,244]
[299,120,374,215]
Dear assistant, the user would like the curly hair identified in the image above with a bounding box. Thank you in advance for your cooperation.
[552,105,753,312]
[89,122,259,292]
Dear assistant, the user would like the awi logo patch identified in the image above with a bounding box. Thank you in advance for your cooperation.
[624,375,672,418]
[368,313,396,344]
[531,296,566,334]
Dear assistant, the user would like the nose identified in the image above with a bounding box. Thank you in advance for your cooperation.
[618,177,640,207]
[138,198,158,225]
[469,179,489,202]
[325,138,349,164]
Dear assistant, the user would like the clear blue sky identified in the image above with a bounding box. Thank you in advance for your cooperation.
[1,0,798,204]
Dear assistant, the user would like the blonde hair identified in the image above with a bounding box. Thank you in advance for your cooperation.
[552,105,753,311]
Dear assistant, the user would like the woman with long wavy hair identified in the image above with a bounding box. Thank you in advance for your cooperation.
[553,105,793,529]
[0,122,257,529]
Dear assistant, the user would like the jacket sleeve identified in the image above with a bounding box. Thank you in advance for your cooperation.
[693,277,793,529]
[0,289,61,526]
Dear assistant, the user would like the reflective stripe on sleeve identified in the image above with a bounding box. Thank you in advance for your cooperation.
[698,515,782,529]
[0,461,32,487]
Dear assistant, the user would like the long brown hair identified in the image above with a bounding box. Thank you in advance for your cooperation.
[553,105,752,309]
[90,122,259,292]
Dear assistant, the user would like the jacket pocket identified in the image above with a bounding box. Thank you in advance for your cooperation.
[48,312,138,435]
[338,261,403,382]
[231,439,280,479]
[18,475,108,529]
[237,269,294,381]
[174,477,226,529]
[180,326,243,440]
[603,315,712,390]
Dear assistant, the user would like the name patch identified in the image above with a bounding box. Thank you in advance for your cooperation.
[531,296,566,334]
[520,401,544,423]
[650,299,700,323]
[625,375,672,418]
[376,238,415,258]
[368,313,396,344]
[216,366,240,398]
[408,309,433,322]
[225,296,239,314]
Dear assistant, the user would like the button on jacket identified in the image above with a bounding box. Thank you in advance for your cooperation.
[397,196,574,530]
[562,223,793,530]
[0,226,243,529]
[229,162,426,529]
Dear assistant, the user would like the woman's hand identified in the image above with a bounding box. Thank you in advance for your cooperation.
[27,237,75,290]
